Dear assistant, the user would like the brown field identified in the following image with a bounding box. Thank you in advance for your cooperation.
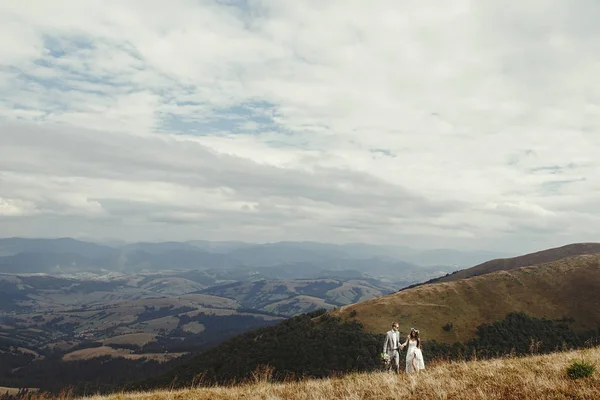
[102,333,157,347]
[334,254,600,343]
[181,322,205,334]
[78,347,600,400]
[62,346,186,363]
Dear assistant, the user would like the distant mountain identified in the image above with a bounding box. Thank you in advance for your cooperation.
[400,248,510,269]
[185,240,254,253]
[0,237,116,258]
[122,242,205,254]
[120,249,240,271]
[227,242,348,267]
[0,238,245,273]
[227,241,416,265]
[0,238,460,283]
[0,248,229,274]
[0,252,117,274]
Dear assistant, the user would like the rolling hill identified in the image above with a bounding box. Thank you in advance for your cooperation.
[418,242,600,286]
[335,252,600,343]
[201,278,396,316]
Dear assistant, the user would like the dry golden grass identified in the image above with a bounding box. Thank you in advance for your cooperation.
[435,242,600,283]
[78,347,600,400]
[334,254,600,343]
[1,387,29,395]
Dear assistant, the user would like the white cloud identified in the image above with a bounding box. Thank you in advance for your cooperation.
[0,197,39,217]
[0,0,599,252]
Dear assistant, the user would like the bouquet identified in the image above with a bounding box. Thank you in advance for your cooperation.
[380,352,391,366]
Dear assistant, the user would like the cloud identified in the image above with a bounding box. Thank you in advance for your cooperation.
[0,197,40,217]
[0,0,599,251]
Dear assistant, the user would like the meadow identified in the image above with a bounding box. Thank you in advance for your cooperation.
[75,347,600,400]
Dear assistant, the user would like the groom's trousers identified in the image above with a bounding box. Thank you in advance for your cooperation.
[388,350,400,373]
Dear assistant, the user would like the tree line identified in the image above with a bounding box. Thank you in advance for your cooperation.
[141,311,600,390]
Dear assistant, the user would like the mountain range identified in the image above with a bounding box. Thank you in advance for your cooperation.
[0,237,507,275]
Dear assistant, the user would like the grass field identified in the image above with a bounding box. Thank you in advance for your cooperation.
[335,254,600,343]
[75,347,600,400]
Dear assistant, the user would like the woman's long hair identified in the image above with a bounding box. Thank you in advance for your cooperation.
[410,328,422,349]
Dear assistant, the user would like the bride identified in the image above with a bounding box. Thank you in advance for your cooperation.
[401,328,425,373]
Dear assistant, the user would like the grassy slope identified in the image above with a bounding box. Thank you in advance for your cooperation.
[431,242,600,284]
[87,347,600,400]
[333,254,600,343]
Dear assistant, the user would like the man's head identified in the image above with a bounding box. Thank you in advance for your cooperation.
[392,322,399,331]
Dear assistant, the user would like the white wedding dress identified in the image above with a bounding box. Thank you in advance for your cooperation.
[405,339,425,373]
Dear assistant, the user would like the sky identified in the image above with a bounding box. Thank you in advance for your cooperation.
[0,0,599,252]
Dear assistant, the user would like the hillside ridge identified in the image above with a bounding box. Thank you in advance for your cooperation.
[400,242,600,291]
[336,253,600,343]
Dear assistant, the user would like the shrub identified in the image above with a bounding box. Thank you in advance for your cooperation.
[567,360,596,379]
[442,322,453,332]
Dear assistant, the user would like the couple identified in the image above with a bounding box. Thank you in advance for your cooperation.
[383,322,425,374]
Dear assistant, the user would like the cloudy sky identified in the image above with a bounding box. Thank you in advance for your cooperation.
[0,0,599,252]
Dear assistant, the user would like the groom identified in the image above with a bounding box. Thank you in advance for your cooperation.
[383,322,401,373]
